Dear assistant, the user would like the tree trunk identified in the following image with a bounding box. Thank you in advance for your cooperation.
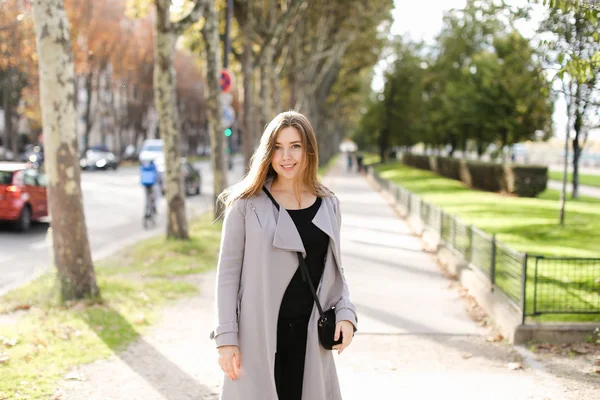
[31,0,99,301]
[260,44,274,129]
[201,0,227,219]
[4,73,17,155]
[241,19,255,174]
[82,71,93,154]
[154,0,189,239]
[572,109,582,199]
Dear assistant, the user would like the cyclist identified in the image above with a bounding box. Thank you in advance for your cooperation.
[140,159,159,216]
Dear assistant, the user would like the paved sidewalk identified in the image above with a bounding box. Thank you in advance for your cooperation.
[548,180,600,199]
[60,158,598,400]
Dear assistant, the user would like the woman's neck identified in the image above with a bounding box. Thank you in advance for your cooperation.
[272,176,303,193]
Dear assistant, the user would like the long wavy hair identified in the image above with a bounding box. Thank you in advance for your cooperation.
[218,111,332,209]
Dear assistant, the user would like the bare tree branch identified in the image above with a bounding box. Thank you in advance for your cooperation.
[174,0,204,35]
[253,0,307,69]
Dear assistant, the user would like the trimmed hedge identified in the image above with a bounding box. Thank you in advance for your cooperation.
[400,153,547,198]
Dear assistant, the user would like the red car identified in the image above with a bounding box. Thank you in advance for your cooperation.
[0,162,48,231]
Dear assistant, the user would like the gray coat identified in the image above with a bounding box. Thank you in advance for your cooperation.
[210,180,358,400]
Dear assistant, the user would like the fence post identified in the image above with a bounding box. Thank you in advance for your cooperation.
[521,253,529,324]
[490,234,497,285]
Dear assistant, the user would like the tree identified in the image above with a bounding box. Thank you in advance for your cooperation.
[538,6,600,200]
[200,0,227,219]
[232,0,307,172]
[0,0,38,153]
[30,0,99,301]
[153,0,204,239]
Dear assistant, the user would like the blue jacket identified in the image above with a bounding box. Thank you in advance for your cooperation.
[140,162,158,186]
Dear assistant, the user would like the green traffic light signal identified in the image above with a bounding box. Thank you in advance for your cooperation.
[224,128,232,137]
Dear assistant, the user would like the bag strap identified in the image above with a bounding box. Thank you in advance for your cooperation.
[262,186,326,319]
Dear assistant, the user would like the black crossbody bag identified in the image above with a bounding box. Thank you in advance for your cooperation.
[262,187,342,350]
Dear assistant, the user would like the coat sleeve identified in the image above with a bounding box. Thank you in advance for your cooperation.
[332,196,358,331]
[210,198,246,347]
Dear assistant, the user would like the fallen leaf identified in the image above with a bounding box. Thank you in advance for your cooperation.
[508,362,522,370]
[13,304,31,311]
[462,353,473,359]
[134,314,146,325]
[486,334,504,343]
[0,352,9,364]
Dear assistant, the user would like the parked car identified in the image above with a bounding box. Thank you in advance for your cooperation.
[160,158,202,197]
[80,146,119,170]
[0,162,48,231]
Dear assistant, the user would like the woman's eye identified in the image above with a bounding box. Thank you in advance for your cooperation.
[292,144,301,149]
[274,146,281,150]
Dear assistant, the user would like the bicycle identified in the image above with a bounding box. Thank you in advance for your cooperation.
[143,184,157,229]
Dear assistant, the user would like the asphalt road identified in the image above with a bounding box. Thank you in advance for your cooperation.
[0,158,244,296]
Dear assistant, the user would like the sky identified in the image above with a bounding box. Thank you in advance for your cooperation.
[372,0,586,140]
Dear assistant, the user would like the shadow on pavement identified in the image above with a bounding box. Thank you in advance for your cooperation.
[345,250,442,279]
[83,305,213,399]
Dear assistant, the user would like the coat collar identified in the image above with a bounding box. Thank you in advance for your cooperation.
[263,180,336,258]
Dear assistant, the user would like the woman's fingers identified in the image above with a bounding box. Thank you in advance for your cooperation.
[233,352,241,378]
[334,323,342,341]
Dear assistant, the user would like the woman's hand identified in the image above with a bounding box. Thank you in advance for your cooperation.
[217,345,241,380]
[332,320,354,355]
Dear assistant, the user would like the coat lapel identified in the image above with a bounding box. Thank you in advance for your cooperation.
[264,180,306,256]
[264,180,340,267]
[312,197,342,273]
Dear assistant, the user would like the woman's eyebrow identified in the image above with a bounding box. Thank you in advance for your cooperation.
[275,141,302,145]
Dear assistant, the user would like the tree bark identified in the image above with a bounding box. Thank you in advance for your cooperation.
[201,0,227,219]
[31,0,99,301]
[82,71,93,153]
[154,0,189,239]
[260,44,274,129]
[241,13,255,174]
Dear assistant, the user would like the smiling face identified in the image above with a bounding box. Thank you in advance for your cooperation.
[271,126,305,182]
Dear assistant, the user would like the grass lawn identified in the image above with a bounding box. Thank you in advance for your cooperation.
[374,162,600,323]
[0,214,222,399]
[548,170,600,189]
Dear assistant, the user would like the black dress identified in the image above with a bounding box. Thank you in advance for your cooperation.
[274,197,329,400]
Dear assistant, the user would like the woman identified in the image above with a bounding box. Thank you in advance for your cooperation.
[210,111,357,400]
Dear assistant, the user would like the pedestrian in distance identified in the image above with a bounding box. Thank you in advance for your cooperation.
[211,110,358,400]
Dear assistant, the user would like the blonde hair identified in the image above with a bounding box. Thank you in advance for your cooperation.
[219,110,332,208]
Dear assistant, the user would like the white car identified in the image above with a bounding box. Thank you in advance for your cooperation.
[139,139,165,172]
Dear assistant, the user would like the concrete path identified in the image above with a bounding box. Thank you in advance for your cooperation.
[58,157,599,400]
[548,180,600,199]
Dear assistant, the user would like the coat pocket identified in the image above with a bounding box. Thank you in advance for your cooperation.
[249,203,262,227]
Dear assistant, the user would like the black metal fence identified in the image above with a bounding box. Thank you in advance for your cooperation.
[370,168,600,320]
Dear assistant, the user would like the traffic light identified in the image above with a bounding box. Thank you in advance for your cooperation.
[224,128,232,137]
